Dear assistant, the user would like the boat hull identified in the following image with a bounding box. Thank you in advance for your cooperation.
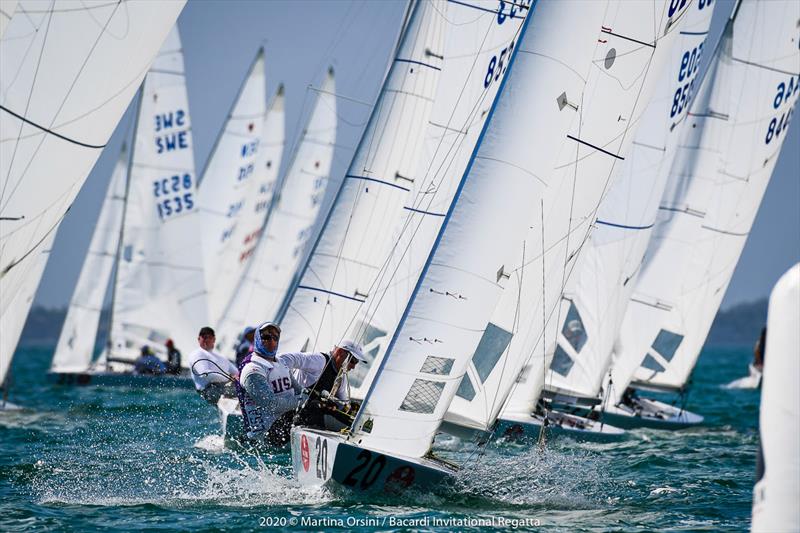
[48,371,194,389]
[595,400,704,430]
[495,410,626,443]
[291,427,457,493]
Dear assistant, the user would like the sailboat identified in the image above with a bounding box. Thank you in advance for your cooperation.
[751,263,799,533]
[213,67,337,350]
[1,0,185,399]
[291,0,616,491]
[441,0,694,444]
[601,0,799,430]
[496,0,715,440]
[49,26,205,386]
[198,50,285,348]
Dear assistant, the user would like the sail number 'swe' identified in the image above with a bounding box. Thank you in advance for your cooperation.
[153,173,195,221]
[154,110,189,154]
[765,76,798,145]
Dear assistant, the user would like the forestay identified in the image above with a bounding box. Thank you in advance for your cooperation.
[614,0,800,398]
[350,0,610,458]
[215,68,336,345]
[276,0,447,358]
[213,84,286,351]
[350,0,528,391]
[539,0,713,404]
[51,147,128,373]
[0,0,185,320]
[199,50,272,327]
[110,27,207,364]
[752,264,800,533]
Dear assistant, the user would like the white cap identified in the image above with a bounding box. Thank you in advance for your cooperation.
[337,340,365,362]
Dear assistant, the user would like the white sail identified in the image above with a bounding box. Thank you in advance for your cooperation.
[350,0,529,390]
[0,0,185,322]
[613,0,800,399]
[0,0,17,39]
[110,27,207,364]
[51,146,128,373]
[199,49,271,327]
[449,0,689,430]
[0,233,53,391]
[275,0,447,358]
[752,263,800,533]
[350,0,609,458]
[215,68,336,346]
[540,0,714,403]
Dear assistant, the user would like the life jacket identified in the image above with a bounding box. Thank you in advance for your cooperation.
[235,354,294,438]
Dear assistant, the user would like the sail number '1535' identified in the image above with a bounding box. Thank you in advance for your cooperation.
[153,173,194,220]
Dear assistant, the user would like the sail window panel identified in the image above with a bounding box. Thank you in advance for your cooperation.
[640,354,665,373]
[471,323,513,383]
[549,344,575,377]
[399,379,445,414]
[455,374,476,401]
[420,356,455,376]
[561,302,587,353]
[650,329,683,362]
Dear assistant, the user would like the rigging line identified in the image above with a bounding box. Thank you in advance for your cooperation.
[0,0,54,209]
[600,28,655,49]
[0,105,108,149]
[565,134,625,160]
[1,202,69,277]
[306,86,373,107]
[1,0,122,213]
[537,198,548,448]
[394,58,441,71]
[730,56,799,77]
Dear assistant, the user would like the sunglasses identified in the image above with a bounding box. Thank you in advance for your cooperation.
[261,333,280,342]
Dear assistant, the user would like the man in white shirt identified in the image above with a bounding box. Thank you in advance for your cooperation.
[187,326,239,404]
[236,322,303,446]
[278,340,365,431]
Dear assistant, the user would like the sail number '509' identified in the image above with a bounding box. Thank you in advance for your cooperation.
[153,173,194,220]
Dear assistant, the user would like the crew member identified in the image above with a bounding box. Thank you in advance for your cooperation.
[236,322,303,446]
[165,339,182,375]
[134,345,167,375]
[235,326,255,367]
[187,326,239,403]
[278,340,365,431]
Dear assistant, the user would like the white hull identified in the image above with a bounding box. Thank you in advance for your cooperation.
[723,364,762,390]
[217,397,245,443]
[291,427,457,493]
[597,398,703,430]
[495,410,626,443]
[0,400,22,411]
[48,370,193,389]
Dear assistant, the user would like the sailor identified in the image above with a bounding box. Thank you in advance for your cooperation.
[236,322,303,446]
[278,340,365,431]
[187,326,239,403]
[134,345,167,375]
[235,326,255,367]
[165,338,182,375]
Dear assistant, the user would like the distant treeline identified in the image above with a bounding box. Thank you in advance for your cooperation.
[19,297,769,349]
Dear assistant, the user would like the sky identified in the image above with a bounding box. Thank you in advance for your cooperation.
[33,0,800,311]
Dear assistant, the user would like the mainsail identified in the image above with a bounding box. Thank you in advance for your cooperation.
[199,49,273,327]
[51,146,128,373]
[538,0,714,404]
[350,0,612,458]
[0,0,185,321]
[349,0,528,390]
[215,68,336,345]
[110,27,207,364]
[275,0,447,357]
[612,0,800,400]
[0,0,16,39]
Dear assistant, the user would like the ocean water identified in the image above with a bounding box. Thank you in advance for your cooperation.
[1,345,760,531]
